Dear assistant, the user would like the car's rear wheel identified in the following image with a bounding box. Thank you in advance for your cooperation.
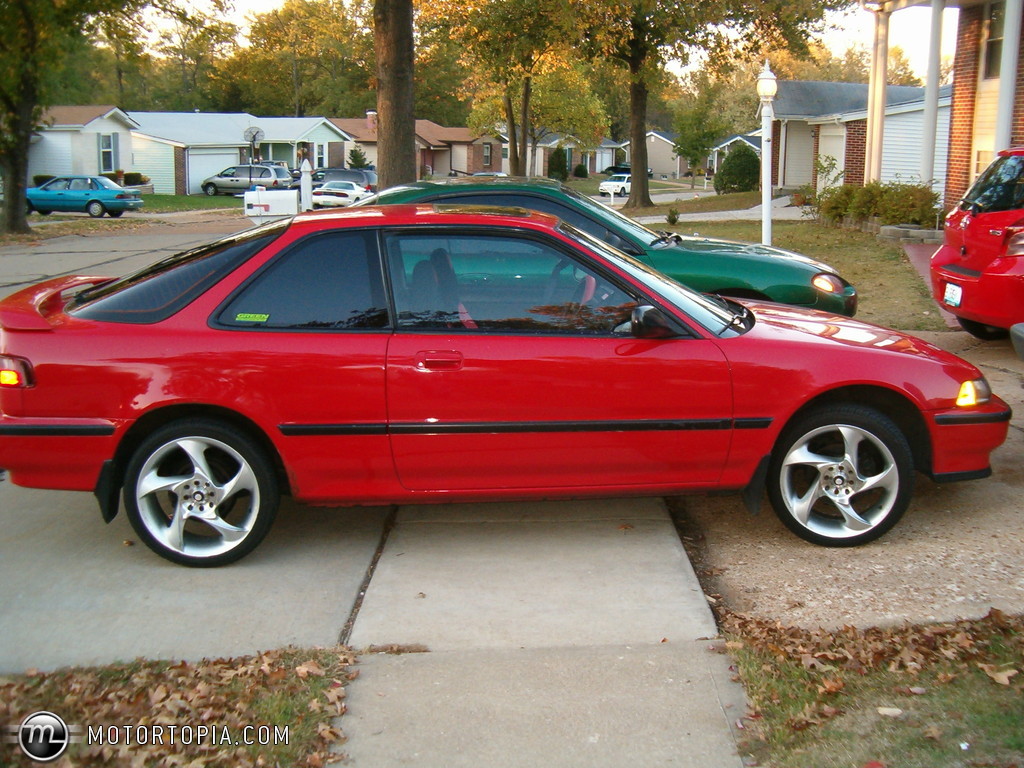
[957,317,1008,340]
[767,405,913,547]
[203,183,218,196]
[124,419,279,567]
[87,200,106,218]
[108,210,124,218]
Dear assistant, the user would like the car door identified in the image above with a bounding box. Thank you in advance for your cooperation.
[211,228,394,501]
[66,177,94,211]
[33,178,71,211]
[383,228,733,492]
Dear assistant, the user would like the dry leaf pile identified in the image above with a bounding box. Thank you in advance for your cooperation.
[0,647,356,767]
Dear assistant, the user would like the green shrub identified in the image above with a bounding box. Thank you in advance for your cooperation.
[547,149,569,181]
[573,163,588,179]
[666,207,680,225]
[817,184,856,223]
[713,144,759,194]
[878,182,941,226]
[123,172,150,186]
[849,181,886,220]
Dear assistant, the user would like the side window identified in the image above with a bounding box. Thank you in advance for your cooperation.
[219,231,389,330]
[46,179,70,191]
[385,232,636,335]
[221,167,237,178]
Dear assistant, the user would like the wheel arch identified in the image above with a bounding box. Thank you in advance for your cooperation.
[781,385,932,474]
[111,404,292,502]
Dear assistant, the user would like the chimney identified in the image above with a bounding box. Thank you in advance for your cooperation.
[366,110,378,132]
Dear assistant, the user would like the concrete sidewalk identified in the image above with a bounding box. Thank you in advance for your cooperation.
[339,500,748,768]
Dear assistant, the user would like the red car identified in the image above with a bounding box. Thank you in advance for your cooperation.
[0,206,1011,566]
[931,147,1024,339]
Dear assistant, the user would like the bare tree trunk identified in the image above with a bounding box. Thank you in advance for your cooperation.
[624,68,653,209]
[504,91,520,176]
[0,93,37,235]
[519,75,531,177]
[373,0,416,189]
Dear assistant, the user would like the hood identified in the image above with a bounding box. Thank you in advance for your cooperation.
[744,301,968,364]
[669,234,836,274]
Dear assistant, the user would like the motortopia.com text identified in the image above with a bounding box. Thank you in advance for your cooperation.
[87,723,289,747]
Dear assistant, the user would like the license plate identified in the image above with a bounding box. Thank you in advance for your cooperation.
[943,282,963,307]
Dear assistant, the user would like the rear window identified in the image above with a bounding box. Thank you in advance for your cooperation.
[963,154,1024,213]
[69,221,288,324]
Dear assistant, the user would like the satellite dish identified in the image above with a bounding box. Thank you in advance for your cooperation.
[243,126,265,144]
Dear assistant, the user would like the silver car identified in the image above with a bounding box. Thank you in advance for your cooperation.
[201,165,293,196]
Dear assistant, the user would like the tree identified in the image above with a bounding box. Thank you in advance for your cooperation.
[348,146,370,168]
[374,0,417,188]
[578,0,854,209]
[673,90,727,187]
[0,0,158,234]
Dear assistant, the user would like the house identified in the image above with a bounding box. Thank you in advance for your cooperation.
[766,81,931,192]
[130,112,352,195]
[855,1,1021,207]
[29,106,139,182]
[330,113,485,177]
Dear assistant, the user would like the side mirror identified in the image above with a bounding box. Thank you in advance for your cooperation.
[631,305,678,339]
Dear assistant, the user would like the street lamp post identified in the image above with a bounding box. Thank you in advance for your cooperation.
[757,62,777,246]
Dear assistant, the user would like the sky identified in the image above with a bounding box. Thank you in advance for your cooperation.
[206,0,960,81]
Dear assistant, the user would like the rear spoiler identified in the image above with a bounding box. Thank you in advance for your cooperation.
[0,275,112,331]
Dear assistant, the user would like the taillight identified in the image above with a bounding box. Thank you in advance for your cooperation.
[1007,232,1024,257]
[0,356,33,388]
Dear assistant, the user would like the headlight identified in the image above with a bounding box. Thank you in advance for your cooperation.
[812,273,844,294]
[956,378,992,407]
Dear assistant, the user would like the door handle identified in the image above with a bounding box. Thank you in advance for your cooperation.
[415,350,463,371]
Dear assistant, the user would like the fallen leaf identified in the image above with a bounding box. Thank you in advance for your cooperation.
[296,660,326,678]
[977,663,1019,685]
[922,725,943,740]
[877,707,903,718]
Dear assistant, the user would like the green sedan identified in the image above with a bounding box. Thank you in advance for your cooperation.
[355,177,856,316]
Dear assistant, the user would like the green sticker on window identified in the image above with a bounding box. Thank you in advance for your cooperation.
[235,312,270,322]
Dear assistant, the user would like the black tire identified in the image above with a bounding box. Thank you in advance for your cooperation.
[957,317,1008,340]
[123,419,279,567]
[108,210,124,218]
[767,404,914,547]
[86,200,106,218]
[203,184,218,196]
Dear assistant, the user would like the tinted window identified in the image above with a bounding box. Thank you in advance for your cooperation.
[963,154,1024,213]
[70,223,287,324]
[219,230,388,331]
[44,179,70,190]
[385,231,636,334]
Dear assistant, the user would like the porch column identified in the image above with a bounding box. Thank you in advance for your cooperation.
[865,2,891,183]
[921,0,945,189]
[995,0,1023,149]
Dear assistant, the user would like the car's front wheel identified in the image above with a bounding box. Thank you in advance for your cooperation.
[767,405,913,547]
[203,184,218,196]
[124,419,279,567]
[86,200,106,218]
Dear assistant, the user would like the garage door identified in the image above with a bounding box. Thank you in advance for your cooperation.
[187,149,241,195]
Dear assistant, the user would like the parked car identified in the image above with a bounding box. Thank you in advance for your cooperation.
[311,167,378,193]
[354,177,858,316]
[599,174,632,197]
[311,180,372,208]
[931,147,1024,339]
[602,164,652,177]
[26,176,144,218]
[201,165,293,196]
[0,205,1009,566]
[1011,323,1024,359]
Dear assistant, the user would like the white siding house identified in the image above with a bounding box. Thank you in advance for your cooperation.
[29,106,139,182]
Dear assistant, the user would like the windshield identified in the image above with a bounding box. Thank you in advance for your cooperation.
[558,222,737,336]
[555,184,662,247]
[962,154,1024,213]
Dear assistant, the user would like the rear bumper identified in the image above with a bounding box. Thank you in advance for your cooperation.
[931,248,1024,329]
[0,417,119,491]
[927,398,1012,479]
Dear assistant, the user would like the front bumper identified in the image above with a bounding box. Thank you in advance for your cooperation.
[927,397,1012,480]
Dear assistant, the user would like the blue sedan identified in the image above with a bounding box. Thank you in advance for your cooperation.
[27,175,144,218]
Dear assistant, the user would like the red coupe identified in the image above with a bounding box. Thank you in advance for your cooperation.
[0,206,1011,566]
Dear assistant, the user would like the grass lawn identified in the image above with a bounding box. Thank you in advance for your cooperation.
[137,194,245,212]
